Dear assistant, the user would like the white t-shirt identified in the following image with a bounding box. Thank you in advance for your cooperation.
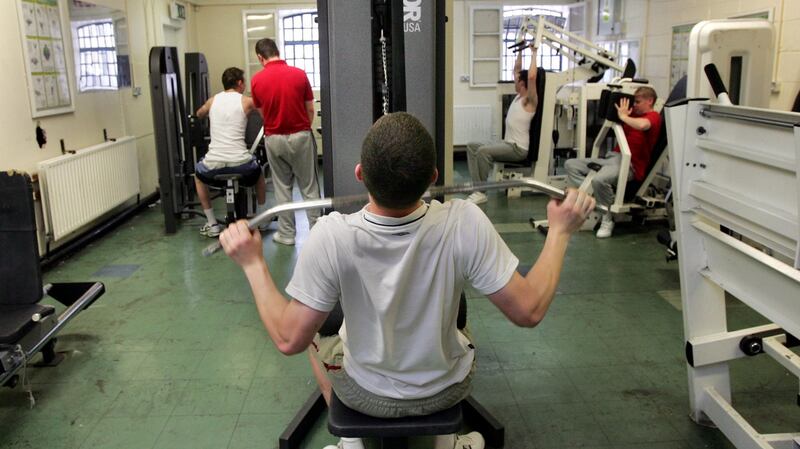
[504,94,535,151]
[204,91,251,166]
[286,199,518,399]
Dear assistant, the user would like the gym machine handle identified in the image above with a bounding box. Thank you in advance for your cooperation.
[703,63,732,105]
[201,179,609,257]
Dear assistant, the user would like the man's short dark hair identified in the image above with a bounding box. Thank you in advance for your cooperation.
[255,38,280,59]
[361,112,436,209]
[221,67,244,90]
[635,86,657,103]
[518,69,529,90]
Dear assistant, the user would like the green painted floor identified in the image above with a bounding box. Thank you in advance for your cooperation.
[1,161,797,449]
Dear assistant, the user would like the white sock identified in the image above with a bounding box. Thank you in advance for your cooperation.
[257,202,267,214]
[204,208,217,225]
[340,437,365,449]
[434,434,456,448]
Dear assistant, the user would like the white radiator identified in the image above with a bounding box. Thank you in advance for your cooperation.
[38,136,139,242]
[453,105,492,145]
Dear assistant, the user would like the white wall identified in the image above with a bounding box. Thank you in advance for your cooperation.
[634,0,799,111]
[452,0,800,142]
[0,0,197,199]
[0,0,127,174]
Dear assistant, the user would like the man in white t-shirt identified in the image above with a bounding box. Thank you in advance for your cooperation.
[220,113,594,449]
[466,44,539,205]
[194,67,266,238]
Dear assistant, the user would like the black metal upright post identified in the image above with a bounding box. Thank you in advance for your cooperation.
[434,0,446,188]
[185,53,210,165]
[149,46,194,234]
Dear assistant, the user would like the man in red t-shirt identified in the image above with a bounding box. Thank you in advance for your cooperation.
[564,86,661,238]
[251,38,321,246]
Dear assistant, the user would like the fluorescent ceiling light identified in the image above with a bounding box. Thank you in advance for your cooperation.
[247,14,273,20]
[247,26,267,32]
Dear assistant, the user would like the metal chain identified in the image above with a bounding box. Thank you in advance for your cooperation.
[380,29,390,115]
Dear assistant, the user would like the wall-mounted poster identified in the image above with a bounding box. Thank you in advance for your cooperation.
[18,0,74,118]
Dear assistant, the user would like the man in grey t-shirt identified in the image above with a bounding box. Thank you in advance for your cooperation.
[220,113,595,449]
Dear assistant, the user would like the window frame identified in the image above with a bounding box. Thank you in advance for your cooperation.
[500,6,570,81]
[241,9,277,94]
[278,9,320,89]
[75,20,119,92]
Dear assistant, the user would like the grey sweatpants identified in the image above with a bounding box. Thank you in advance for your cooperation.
[466,140,527,184]
[564,152,632,208]
[265,130,321,238]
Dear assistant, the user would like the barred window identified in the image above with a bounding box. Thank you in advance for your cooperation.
[76,21,118,91]
[501,7,569,81]
[281,11,319,88]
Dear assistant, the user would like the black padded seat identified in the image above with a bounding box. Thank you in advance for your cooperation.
[0,304,55,344]
[213,173,244,181]
[328,392,462,439]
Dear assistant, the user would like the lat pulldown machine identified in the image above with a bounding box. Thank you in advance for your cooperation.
[279,1,505,448]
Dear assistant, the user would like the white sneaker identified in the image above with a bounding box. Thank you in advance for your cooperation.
[200,223,223,237]
[596,214,615,238]
[456,432,485,449]
[322,437,365,449]
[466,192,488,205]
[434,432,485,449]
[272,232,295,246]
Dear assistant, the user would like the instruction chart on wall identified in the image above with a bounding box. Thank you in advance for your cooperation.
[18,0,74,118]
[669,23,695,92]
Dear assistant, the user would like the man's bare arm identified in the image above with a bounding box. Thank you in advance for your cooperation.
[487,190,595,326]
[527,46,539,110]
[242,96,258,116]
[220,221,328,355]
[195,97,214,119]
[513,48,524,81]
[305,101,315,125]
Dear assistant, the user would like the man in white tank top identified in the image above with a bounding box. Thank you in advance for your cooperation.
[193,67,266,237]
[466,45,539,205]
[219,113,596,449]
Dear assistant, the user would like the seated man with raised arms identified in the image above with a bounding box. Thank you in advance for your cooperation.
[465,44,539,205]
[220,112,595,449]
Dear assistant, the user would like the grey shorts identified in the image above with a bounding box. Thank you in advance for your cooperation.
[310,330,476,419]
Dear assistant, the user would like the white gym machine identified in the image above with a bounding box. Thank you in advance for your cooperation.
[686,19,774,108]
[658,18,775,258]
[667,54,800,449]
[494,15,633,194]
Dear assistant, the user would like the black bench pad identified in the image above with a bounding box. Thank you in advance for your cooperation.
[328,392,462,438]
[0,304,55,344]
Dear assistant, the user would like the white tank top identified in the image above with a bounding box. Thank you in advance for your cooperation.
[503,94,535,151]
[204,91,250,165]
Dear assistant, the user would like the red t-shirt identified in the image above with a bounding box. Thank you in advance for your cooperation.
[251,60,314,135]
[613,111,661,181]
